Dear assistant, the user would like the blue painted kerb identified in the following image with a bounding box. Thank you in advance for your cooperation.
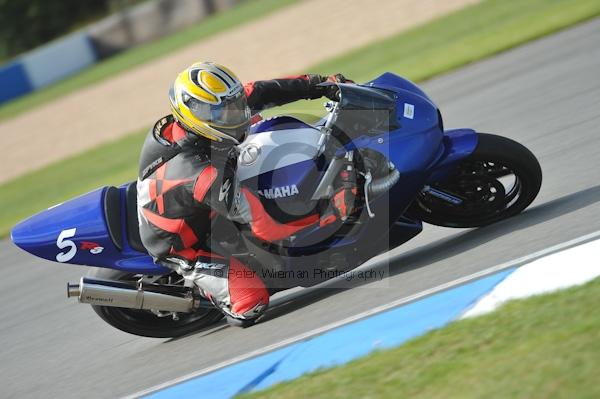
[146,268,516,399]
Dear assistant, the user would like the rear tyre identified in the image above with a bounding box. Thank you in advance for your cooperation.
[409,133,542,228]
[88,268,223,338]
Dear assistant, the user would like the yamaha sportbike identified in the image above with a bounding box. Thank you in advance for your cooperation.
[11,73,542,337]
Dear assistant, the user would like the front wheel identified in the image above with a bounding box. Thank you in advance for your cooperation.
[409,133,542,228]
[88,268,223,338]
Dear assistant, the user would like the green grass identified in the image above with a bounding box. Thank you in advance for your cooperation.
[312,0,600,83]
[240,277,600,399]
[264,0,600,118]
[3,0,600,237]
[0,0,300,122]
[2,129,146,236]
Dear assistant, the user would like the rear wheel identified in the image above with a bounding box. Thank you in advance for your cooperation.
[409,133,542,228]
[88,268,223,338]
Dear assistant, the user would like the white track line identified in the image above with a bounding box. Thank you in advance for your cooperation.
[126,230,600,398]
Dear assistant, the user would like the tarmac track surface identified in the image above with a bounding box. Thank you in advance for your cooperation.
[1,18,599,399]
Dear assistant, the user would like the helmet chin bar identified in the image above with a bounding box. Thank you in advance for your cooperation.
[201,124,241,145]
[172,109,242,145]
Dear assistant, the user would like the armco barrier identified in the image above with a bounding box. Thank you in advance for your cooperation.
[0,31,96,105]
[21,32,97,90]
[0,61,32,103]
[0,0,241,105]
[88,0,214,58]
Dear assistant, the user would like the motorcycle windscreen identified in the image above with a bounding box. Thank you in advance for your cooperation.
[334,83,399,139]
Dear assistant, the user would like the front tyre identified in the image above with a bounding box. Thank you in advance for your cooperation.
[88,268,223,338]
[410,133,542,228]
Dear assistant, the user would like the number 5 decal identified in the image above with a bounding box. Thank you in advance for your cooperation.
[56,228,77,263]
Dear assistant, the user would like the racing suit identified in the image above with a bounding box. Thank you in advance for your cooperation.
[137,74,356,325]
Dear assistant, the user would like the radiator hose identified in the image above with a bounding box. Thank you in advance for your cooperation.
[368,167,400,196]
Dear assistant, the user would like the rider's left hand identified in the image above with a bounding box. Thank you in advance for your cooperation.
[331,155,361,222]
[332,186,357,221]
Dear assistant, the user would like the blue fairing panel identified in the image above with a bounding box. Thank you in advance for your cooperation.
[427,129,479,182]
[341,79,443,174]
[367,72,435,105]
[11,188,121,265]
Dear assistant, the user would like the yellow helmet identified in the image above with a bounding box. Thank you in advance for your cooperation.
[169,62,250,144]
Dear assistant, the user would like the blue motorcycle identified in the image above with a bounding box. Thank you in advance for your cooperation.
[11,73,542,337]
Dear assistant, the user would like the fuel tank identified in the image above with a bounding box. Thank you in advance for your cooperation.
[238,116,328,222]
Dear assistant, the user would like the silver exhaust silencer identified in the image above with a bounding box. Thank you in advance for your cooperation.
[67,277,194,313]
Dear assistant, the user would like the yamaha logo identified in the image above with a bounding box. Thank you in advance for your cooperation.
[239,144,261,165]
[258,184,299,199]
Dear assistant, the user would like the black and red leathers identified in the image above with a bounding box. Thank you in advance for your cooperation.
[137,74,356,324]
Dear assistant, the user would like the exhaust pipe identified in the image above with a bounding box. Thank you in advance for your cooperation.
[67,277,194,313]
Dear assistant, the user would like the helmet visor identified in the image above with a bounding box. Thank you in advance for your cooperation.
[184,90,250,126]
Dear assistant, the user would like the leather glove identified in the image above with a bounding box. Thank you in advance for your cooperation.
[331,166,361,222]
[325,73,354,84]
[321,73,354,101]
[332,185,359,221]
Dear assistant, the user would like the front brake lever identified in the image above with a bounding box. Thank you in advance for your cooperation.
[363,171,375,218]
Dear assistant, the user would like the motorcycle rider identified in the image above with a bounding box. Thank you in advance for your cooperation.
[137,61,359,326]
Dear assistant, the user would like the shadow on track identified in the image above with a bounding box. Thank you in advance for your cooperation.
[162,185,600,336]
[261,184,600,322]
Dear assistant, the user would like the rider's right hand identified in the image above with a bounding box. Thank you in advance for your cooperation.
[325,73,354,84]
[320,74,354,101]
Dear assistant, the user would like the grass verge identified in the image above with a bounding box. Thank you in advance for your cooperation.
[312,0,600,83]
[240,277,600,399]
[0,0,300,122]
[264,0,600,118]
[2,129,146,236]
[2,0,600,237]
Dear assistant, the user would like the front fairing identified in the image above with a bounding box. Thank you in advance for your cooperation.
[238,116,329,221]
[334,83,400,138]
[332,74,442,174]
